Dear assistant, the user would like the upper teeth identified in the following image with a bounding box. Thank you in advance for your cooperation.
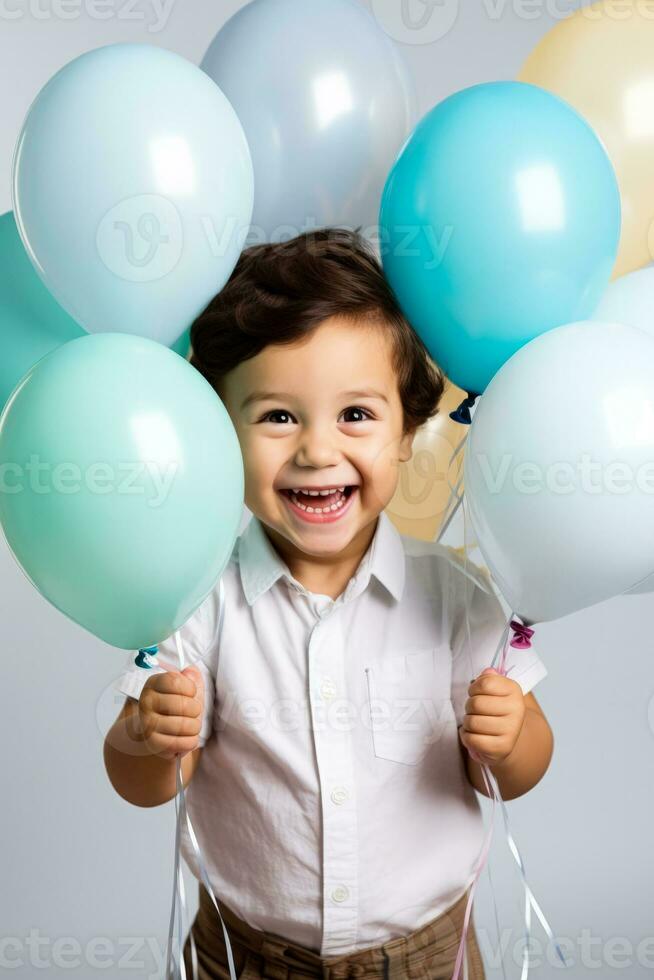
[291,487,345,495]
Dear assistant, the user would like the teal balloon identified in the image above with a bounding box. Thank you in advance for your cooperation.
[1,208,196,411]
[171,327,191,359]
[380,81,621,395]
[0,333,244,649]
[0,210,86,410]
[13,43,254,346]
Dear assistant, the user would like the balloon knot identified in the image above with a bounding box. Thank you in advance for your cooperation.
[449,391,479,425]
[135,645,159,669]
[509,620,534,649]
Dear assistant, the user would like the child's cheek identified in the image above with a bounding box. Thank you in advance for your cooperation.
[369,434,407,497]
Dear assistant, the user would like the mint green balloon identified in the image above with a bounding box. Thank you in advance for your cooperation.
[0,333,243,649]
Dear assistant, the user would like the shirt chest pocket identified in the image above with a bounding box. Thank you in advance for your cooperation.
[363,646,456,766]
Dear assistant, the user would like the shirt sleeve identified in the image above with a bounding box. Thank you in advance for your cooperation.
[444,549,548,727]
[113,587,223,748]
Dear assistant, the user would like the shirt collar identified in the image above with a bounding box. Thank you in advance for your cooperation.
[238,510,406,606]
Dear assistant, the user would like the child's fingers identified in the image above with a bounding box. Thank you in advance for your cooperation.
[151,713,202,737]
[459,727,498,760]
[468,671,515,697]
[458,728,484,764]
[462,713,507,736]
[182,666,204,695]
[154,660,202,689]
[142,686,201,718]
[464,694,513,717]
[142,670,199,705]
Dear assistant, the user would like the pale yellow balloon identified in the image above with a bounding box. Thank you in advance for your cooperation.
[518,0,654,279]
[385,379,467,542]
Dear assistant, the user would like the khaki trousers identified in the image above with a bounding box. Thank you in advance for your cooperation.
[182,883,486,980]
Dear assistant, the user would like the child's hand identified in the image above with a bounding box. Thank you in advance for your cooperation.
[458,667,525,767]
[137,666,204,760]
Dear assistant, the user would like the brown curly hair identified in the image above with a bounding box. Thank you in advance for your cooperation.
[189,227,445,433]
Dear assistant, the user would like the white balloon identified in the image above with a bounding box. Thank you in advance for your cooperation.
[594,266,654,596]
[464,320,654,624]
[200,0,417,244]
[594,264,654,340]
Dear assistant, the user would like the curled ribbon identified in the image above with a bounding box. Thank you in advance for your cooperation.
[135,644,159,668]
[449,391,479,426]
[509,620,535,650]
[133,585,236,980]
[451,617,567,980]
[437,470,565,980]
[164,578,237,980]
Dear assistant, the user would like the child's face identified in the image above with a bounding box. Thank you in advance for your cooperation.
[219,316,415,557]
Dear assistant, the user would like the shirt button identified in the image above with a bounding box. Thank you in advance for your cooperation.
[320,677,337,700]
[330,786,349,805]
[331,885,349,903]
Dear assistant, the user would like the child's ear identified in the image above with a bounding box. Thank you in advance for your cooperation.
[398,426,416,463]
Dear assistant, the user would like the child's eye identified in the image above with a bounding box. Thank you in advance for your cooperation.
[259,407,373,424]
[259,410,296,424]
[340,406,373,423]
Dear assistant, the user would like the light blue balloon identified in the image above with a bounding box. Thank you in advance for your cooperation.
[380,81,621,395]
[200,0,416,243]
[12,43,254,346]
[0,333,244,649]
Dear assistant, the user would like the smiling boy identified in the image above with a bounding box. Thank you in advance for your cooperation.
[107,228,553,980]
[220,306,415,601]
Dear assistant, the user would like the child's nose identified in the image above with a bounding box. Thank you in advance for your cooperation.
[294,426,342,468]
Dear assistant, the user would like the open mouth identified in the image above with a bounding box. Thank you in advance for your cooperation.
[278,485,357,521]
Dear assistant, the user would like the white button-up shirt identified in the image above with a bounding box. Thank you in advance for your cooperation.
[116,511,548,956]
